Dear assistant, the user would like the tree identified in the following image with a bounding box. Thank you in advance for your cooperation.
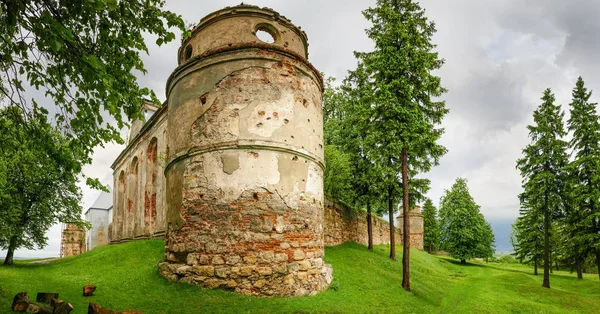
[353,0,448,291]
[0,107,88,265]
[439,178,494,264]
[323,75,384,252]
[517,88,568,288]
[511,205,544,275]
[422,198,440,253]
[565,77,600,280]
[0,0,185,183]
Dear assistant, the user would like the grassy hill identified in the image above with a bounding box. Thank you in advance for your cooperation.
[1,240,598,313]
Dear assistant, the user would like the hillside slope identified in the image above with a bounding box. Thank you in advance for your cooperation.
[1,240,598,313]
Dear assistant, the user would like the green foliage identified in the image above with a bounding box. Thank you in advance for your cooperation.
[439,178,495,262]
[352,0,448,195]
[511,206,543,267]
[0,0,185,164]
[324,145,354,202]
[498,255,518,264]
[422,198,440,253]
[0,107,88,265]
[564,77,600,277]
[1,240,599,313]
[517,88,569,287]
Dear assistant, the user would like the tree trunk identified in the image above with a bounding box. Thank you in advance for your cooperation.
[367,201,373,251]
[460,259,466,264]
[534,258,538,275]
[577,261,583,280]
[596,249,600,281]
[401,148,410,292]
[542,202,550,288]
[388,186,396,261]
[428,243,432,254]
[3,236,18,265]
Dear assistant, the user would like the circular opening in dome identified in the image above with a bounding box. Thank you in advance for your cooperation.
[255,25,277,44]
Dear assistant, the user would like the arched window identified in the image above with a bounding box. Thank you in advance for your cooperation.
[117,170,125,239]
[145,138,158,235]
[128,157,139,238]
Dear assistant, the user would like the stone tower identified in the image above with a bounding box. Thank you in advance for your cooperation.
[60,224,85,258]
[158,5,332,296]
[397,206,424,250]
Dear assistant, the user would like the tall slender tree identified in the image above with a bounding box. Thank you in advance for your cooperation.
[565,77,600,280]
[517,88,568,288]
[353,0,448,291]
[422,198,440,254]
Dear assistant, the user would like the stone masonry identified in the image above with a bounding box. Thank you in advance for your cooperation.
[106,4,424,298]
[158,5,331,296]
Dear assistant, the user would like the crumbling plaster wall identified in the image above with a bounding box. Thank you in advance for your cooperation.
[158,5,331,297]
[110,107,168,243]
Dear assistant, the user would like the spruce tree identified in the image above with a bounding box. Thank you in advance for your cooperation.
[517,88,568,288]
[422,198,440,254]
[565,77,600,280]
[511,205,544,275]
[353,0,448,291]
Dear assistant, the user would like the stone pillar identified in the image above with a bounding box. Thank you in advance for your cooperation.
[397,206,424,250]
[159,5,332,296]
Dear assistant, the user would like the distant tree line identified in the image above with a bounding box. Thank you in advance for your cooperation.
[513,77,600,288]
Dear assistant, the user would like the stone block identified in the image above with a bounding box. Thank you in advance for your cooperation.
[215,267,229,278]
[212,255,225,265]
[293,249,305,261]
[256,266,273,276]
[298,260,311,271]
[258,252,274,263]
[240,266,255,277]
[226,255,241,265]
[297,271,308,281]
[253,279,267,288]
[275,253,288,262]
[243,255,257,264]
[186,253,200,266]
[199,255,210,265]
[193,266,215,277]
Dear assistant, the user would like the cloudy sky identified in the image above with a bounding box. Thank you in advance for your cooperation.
[5,0,600,257]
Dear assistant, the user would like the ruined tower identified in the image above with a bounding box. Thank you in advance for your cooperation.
[158,5,332,296]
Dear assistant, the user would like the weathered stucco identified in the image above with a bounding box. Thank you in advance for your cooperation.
[397,206,425,250]
[110,103,168,243]
[159,5,330,297]
[60,224,85,258]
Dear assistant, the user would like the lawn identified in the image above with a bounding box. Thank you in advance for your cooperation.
[0,240,598,313]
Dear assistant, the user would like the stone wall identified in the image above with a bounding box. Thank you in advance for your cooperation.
[397,206,425,250]
[110,103,168,243]
[323,199,402,247]
[158,5,331,297]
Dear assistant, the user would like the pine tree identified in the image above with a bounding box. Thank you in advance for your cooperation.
[422,198,440,254]
[511,205,544,275]
[439,178,494,264]
[565,77,600,280]
[517,88,568,288]
[353,0,448,291]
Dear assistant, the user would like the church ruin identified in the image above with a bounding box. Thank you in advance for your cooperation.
[102,4,423,297]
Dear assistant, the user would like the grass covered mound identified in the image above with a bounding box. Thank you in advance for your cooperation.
[0,240,598,313]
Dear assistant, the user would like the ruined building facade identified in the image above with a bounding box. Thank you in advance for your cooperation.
[106,4,423,297]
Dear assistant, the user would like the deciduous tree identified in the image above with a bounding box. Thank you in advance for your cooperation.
[439,178,494,264]
[0,107,88,265]
[0,0,185,182]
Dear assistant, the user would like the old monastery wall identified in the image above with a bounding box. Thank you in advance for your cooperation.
[324,199,403,247]
[110,104,168,243]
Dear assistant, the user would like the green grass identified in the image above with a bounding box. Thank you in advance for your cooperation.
[1,240,598,313]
